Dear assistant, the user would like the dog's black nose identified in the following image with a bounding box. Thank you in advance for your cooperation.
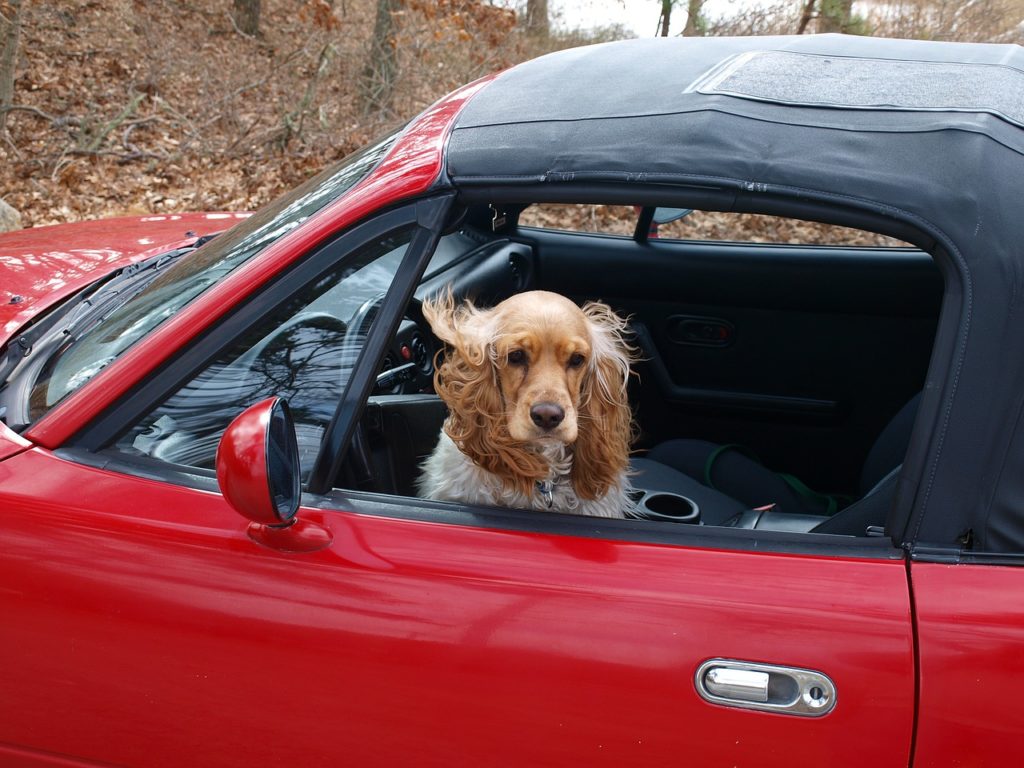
[530,402,565,430]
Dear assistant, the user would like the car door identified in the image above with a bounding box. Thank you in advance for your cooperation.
[0,457,915,767]
[0,204,916,767]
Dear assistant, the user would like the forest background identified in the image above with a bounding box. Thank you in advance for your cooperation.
[0,0,1021,232]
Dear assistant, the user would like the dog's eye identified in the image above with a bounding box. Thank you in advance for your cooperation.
[507,349,527,365]
[568,353,586,368]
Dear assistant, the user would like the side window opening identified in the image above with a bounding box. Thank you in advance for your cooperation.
[517,203,639,236]
[358,200,941,542]
[102,195,943,545]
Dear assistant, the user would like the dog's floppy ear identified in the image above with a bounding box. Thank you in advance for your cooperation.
[572,301,636,500]
[421,290,488,364]
[422,291,548,495]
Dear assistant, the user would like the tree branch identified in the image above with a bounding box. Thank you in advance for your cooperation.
[0,103,58,121]
[81,91,146,152]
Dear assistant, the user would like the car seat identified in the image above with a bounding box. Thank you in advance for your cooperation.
[631,393,921,532]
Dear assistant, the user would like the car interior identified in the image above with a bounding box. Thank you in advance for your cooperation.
[343,201,942,537]
[111,198,942,539]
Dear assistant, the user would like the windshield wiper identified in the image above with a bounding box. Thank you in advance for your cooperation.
[0,244,198,386]
[57,246,194,340]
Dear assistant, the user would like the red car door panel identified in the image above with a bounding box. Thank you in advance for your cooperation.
[912,562,1024,766]
[0,447,915,767]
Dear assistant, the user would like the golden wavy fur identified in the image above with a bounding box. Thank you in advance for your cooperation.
[417,290,636,517]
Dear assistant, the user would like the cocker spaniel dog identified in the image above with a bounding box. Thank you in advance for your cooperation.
[417,290,636,518]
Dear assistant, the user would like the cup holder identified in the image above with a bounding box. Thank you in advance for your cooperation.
[627,490,701,524]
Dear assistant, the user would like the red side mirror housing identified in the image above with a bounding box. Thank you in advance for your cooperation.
[216,397,301,526]
[216,397,331,553]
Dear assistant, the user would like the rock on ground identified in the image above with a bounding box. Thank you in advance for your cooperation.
[0,198,22,232]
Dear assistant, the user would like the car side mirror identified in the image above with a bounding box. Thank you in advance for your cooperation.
[652,207,692,225]
[216,397,331,553]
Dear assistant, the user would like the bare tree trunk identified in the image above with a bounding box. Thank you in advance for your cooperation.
[361,0,399,115]
[682,0,704,36]
[232,0,261,37]
[796,0,817,34]
[0,0,23,134]
[526,0,549,37]
[658,0,673,37]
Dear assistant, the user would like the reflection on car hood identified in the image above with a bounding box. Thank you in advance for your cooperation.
[0,212,251,346]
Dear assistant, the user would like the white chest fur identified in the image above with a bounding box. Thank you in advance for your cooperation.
[417,432,630,518]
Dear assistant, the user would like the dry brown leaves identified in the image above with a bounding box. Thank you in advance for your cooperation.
[2,1,1017,238]
[2,0,398,227]
[0,0,557,228]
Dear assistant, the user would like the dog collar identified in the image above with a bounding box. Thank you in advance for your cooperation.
[536,480,554,508]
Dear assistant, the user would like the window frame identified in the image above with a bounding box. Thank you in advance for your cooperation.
[58,175,976,562]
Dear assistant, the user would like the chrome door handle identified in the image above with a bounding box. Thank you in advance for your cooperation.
[704,666,769,703]
[695,659,837,717]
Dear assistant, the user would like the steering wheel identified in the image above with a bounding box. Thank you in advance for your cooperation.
[248,312,349,476]
[344,293,435,396]
[336,293,434,490]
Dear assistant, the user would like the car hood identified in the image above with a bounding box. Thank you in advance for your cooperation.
[0,212,251,346]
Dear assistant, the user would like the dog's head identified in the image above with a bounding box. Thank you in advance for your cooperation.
[423,290,635,499]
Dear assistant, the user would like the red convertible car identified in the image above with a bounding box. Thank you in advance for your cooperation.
[2,34,1023,766]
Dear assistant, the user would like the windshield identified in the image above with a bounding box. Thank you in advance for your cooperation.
[27,128,401,421]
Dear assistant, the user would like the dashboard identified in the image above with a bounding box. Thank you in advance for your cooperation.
[375,317,435,395]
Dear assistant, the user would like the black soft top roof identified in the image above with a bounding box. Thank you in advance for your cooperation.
[446,35,1024,554]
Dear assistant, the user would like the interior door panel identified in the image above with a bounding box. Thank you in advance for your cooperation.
[525,228,943,494]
